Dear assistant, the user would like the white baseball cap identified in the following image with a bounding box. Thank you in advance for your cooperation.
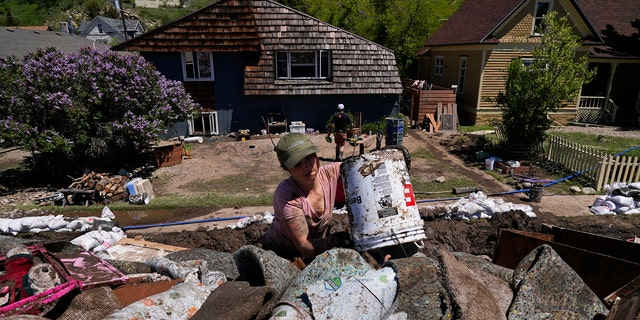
[338,104,344,110]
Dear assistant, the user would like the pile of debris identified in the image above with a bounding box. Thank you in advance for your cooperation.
[34,172,138,207]
[0,208,637,319]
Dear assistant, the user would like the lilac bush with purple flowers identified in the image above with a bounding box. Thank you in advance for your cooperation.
[0,47,200,176]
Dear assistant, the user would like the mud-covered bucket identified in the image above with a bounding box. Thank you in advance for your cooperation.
[528,184,544,203]
[340,149,426,251]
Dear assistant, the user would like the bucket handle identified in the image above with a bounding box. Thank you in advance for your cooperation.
[414,240,425,249]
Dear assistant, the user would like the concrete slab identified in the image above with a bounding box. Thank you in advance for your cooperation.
[530,194,596,217]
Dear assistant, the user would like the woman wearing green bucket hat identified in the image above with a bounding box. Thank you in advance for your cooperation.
[260,133,352,261]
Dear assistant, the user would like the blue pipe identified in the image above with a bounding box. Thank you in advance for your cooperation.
[416,144,639,204]
[122,215,249,230]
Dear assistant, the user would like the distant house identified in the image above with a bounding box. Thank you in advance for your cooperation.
[0,27,110,62]
[112,0,402,136]
[417,0,640,126]
[79,16,144,45]
[135,0,183,9]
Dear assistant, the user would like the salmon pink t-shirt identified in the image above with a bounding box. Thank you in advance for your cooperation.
[261,162,341,259]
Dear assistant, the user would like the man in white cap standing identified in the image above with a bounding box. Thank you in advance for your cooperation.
[326,103,353,161]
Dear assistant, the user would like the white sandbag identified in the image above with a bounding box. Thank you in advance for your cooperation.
[28,215,53,230]
[306,267,398,320]
[47,215,69,230]
[70,228,125,251]
[608,195,635,207]
[0,218,10,233]
[622,208,640,215]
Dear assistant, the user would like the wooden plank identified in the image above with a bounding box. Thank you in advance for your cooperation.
[494,228,640,301]
[117,237,189,252]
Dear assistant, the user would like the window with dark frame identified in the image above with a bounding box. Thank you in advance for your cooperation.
[275,51,331,79]
[434,56,445,76]
[183,52,214,81]
[458,56,467,94]
[533,1,551,35]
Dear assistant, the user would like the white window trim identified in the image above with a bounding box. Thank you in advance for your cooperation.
[434,56,444,76]
[181,52,215,81]
[532,0,553,36]
[188,112,219,135]
[457,56,467,94]
[275,50,331,80]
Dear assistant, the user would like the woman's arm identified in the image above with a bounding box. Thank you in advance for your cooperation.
[285,214,331,258]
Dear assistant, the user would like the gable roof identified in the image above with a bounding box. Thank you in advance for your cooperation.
[78,16,142,36]
[421,0,638,58]
[577,0,640,58]
[424,0,524,47]
[0,27,110,61]
[113,0,402,95]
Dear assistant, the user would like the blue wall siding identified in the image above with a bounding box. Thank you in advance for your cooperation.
[222,95,400,134]
[142,51,400,136]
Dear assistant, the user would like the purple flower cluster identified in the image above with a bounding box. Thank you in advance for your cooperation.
[0,47,201,159]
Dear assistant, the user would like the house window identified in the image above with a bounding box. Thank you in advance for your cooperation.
[532,1,552,35]
[434,56,444,76]
[182,52,214,81]
[275,51,331,79]
[97,23,104,34]
[521,57,535,67]
[457,56,467,94]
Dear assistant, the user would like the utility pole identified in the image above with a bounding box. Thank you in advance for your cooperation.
[114,0,128,41]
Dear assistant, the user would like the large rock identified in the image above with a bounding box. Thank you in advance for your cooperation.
[386,254,454,319]
[437,248,509,319]
[452,252,513,284]
[508,244,608,319]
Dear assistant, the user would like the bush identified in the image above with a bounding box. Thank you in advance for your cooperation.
[0,47,200,177]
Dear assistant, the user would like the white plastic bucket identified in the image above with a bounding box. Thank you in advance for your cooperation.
[485,158,495,170]
[340,149,426,251]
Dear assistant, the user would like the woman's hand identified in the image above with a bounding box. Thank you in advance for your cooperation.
[285,214,331,258]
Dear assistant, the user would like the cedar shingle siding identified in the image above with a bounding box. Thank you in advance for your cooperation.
[114,0,401,96]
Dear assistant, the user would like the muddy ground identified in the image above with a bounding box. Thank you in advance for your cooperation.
[1,125,639,259]
[126,126,640,258]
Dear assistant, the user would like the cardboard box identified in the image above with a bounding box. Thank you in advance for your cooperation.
[495,161,532,175]
[290,124,306,134]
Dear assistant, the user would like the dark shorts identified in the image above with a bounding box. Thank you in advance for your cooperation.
[334,132,347,146]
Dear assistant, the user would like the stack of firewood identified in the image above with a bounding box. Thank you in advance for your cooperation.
[67,172,129,204]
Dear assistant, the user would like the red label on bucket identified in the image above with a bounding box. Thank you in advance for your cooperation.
[404,184,416,207]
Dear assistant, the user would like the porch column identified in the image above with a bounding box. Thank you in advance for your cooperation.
[605,62,618,100]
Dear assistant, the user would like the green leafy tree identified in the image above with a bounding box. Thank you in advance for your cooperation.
[0,47,200,177]
[281,0,461,77]
[495,11,596,156]
[4,8,19,25]
[83,0,104,18]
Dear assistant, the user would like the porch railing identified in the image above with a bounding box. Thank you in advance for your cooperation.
[575,96,619,125]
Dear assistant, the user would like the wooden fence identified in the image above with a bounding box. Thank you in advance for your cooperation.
[546,135,640,191]
[596,155,640,191]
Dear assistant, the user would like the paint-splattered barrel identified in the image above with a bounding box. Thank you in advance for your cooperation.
[340,149,426,251]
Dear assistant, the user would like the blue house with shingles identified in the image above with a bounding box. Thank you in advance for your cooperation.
[112,0,403,136]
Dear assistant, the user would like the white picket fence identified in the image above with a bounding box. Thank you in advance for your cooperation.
[546,135,640,191]
[597,155,640,191]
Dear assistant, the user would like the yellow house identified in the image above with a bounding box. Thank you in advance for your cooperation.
[417,0,640,126]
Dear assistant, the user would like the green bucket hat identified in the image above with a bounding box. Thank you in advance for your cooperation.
[276,133,319,169]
